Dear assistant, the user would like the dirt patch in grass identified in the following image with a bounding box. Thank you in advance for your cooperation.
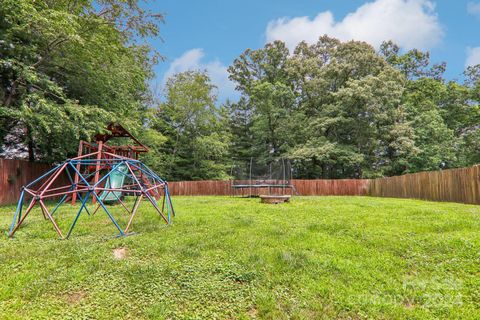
[247,307,258,318]
[113,247,128,260]
[65,290,87,305]
[403,300,415,309]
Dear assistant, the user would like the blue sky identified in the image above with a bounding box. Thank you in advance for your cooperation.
[147,0,480,101]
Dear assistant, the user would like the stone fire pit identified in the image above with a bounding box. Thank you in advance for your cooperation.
[260,195,291,204]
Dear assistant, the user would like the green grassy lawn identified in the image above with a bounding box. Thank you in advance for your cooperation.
[1,196,480,319]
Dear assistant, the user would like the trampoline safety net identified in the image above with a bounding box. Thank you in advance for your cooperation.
[230,158,297,197]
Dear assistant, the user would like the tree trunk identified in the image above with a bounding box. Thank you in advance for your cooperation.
[4,82,17,107]
[26,125,35,162]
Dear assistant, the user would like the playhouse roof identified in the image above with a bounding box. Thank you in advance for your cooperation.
[94,123,148,153]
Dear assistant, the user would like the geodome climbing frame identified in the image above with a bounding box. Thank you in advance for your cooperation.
[8,124,174,239]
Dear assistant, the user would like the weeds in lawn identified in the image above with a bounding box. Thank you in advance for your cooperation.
[0,196,479,319]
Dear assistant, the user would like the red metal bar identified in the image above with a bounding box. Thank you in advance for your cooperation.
[71,141,84,205]
[72,150,102,160]
[145,183,166,192]
[92,203,102,216]
[40,185,73,193]
[34,165,65,193]
[144,193,169,224]
[92,141,103,205]
[39,200,64,239]
[124,194,143,233]
[39,163,68,197]
[95,187,142,193]
[41,187,90,199]
[125,163,143,188]
[23,188,37,197]
[103,151,133,160]
[113,193,132,215]
[9,198,37,237]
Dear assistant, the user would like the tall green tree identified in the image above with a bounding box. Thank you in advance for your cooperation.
[225,97,255,161]
[150,71,230,181]
[459,66,480,165]
[288,37,416,178]
[0,0,162,161]
[228,37,479,179]
[229,37,416,178]
[381,43,479,171]
[228,41,297,164]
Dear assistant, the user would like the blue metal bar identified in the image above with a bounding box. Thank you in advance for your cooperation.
[100,164,133,182]
[17,194,24,223]
[143,163,167,183]
[143,190,169,224]
[64,161,91,215]
[162,186,171,224]
[69,162,91,187]
[70,161,130,218]
[80,195,91,216]
[64,165,75,184]
[9,190,24,234]
[136,162,166,183]
[82,169,102,180]
[130,195,140,213]
[94,161,125,188]
[69,159,124,165]
[70,162,112,181]
[166,185,175,218]
[66,191,91,238]
[129,162,165,184]
[91,192,124,236]
[50,184,77,216]
[26,163,64,188]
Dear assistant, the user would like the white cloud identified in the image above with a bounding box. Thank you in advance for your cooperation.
[163,49,237,102]
[466,47,480,68]
[265,0,443,51]
[467,1,480,16]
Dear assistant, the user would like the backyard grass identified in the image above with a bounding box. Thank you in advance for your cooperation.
[0,196,480,319]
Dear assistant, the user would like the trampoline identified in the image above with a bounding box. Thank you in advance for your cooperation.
[230,158,297,197]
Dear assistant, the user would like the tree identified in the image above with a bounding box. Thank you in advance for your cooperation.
[225,97,255,161]
[458,65,480,165]
[381,43,479,171]
[0,0,162,161]
[228,37,416,178]
[228,41,298,165]
[150,71,230,180]
[292,38,417,177]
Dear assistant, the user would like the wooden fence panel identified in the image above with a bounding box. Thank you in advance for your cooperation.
[368,165,480,205]
[168,180,232,196]
[168,179,370,196]
[1,159,479,205]
[291,179,369,196]
[0,159,70,205]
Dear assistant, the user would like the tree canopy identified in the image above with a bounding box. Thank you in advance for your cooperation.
[227,37,479,179]
[0,0,162,161]
[148,71,231,181]
[1,2,479,181]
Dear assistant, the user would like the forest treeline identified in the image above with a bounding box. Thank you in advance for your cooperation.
[1,1,479,180]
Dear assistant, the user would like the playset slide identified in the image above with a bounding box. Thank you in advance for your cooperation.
[100,165,129,202]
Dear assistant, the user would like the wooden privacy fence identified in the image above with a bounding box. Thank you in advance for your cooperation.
[369,165,480,205]
[291,179,369,196]
[169,180,231,196]
[0,159,70,205]
[168,179,369,196]
[1,159,479,205]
